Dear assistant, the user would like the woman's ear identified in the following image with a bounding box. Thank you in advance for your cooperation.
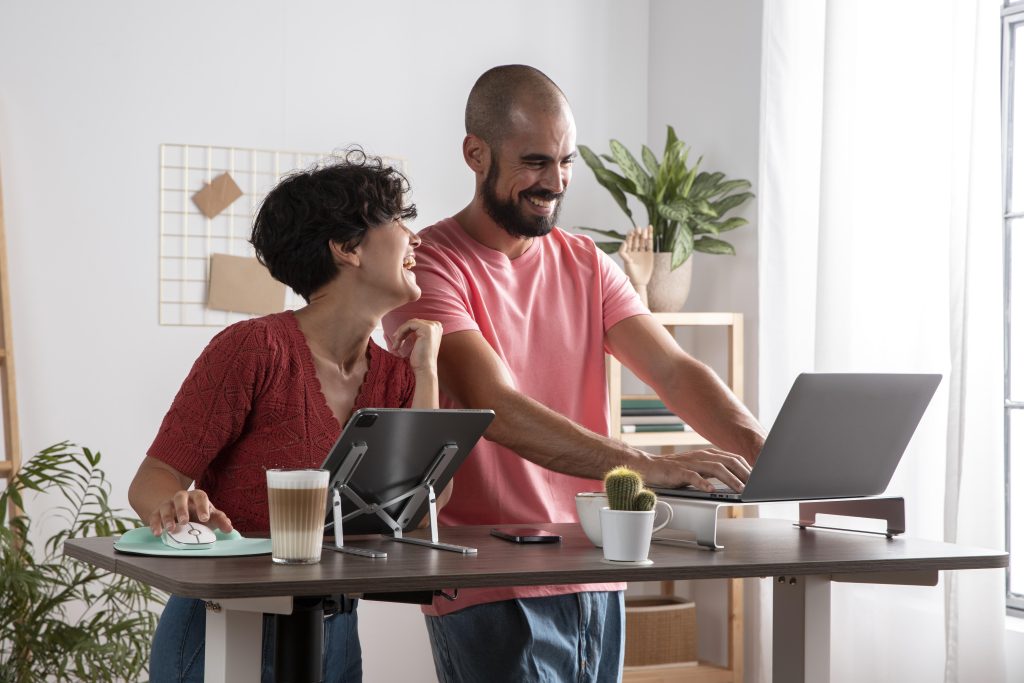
[329,240,360,268]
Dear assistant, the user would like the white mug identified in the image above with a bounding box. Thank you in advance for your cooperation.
[599,504,674,562]
[576,491,672,548]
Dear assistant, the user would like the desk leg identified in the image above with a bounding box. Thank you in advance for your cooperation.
[773,575,831,683]
[205,596,293,683]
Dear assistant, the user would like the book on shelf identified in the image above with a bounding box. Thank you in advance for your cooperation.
[621,414,687,426]
[621,423,691,433]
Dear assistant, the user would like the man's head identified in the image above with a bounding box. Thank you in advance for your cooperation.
[250,148,417,302]
[464,65,577,239]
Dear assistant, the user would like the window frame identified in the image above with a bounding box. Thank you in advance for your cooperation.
[1002,1,1024,614]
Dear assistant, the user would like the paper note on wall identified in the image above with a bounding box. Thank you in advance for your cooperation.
[192,172,243,219]
[207,253,286,315]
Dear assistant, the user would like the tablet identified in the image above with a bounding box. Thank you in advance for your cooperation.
[320,408,494,535]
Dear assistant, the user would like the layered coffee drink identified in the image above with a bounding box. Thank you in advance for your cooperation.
[266,469,329,564]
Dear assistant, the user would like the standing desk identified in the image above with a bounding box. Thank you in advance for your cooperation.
[64,518,1007,683]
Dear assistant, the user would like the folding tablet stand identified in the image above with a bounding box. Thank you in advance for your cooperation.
[325,442,478,559]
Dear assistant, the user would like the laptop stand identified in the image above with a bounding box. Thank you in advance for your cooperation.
[325,442,478,558]
[652,496,906,551]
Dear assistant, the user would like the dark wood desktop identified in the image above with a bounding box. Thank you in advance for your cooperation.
[65,518,1007,683]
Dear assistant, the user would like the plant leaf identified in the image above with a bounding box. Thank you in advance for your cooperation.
[665,125,679,156]
[670,223,694,269]
[593,241,622,255]
[609,140,653,197]
[577,145,606,172]
[711,217,748,232]
[710,191,754,216]
[708,178,751,198]
[641,145,660,176]
[694,236,736,255]
[577,226,627,242]
[658,201,691,225]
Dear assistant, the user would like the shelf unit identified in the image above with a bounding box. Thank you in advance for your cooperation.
[609,311,744,683]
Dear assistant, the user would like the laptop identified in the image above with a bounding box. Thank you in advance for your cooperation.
[651,373,941,502]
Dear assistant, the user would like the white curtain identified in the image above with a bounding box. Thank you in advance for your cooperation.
[757,1,1005,682]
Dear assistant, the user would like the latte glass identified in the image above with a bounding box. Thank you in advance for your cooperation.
[266,469,329,564]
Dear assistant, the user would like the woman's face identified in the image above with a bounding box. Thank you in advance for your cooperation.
[354,218,422,305]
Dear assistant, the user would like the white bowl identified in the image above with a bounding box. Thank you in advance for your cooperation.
[575,491,608,547]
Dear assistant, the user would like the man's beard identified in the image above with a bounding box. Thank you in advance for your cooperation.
[481,159,562,239]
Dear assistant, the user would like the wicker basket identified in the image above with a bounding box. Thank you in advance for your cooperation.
[623,596,698,667]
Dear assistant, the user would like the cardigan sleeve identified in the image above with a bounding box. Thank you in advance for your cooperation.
[147,320,277,481]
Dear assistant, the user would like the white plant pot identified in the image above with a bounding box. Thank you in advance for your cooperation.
[647,253,693,312]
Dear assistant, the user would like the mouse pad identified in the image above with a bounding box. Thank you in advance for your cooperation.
[114,527,272,557]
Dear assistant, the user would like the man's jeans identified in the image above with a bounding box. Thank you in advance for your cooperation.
[149,594,362,682]
[425,591,625,683]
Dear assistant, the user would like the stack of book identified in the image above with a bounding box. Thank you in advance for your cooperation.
[620,398,690,433]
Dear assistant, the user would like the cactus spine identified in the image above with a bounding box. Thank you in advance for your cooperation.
[603,467,657,511]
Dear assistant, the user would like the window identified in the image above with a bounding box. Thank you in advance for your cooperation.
[1003,2,1024,613]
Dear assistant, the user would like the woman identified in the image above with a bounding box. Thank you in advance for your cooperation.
[129,149,441,682]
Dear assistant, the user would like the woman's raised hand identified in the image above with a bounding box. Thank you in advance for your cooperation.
[390,318,443,375]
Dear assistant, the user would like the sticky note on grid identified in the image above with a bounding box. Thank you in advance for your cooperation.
[192,172,243,219]
[207,253,287,315]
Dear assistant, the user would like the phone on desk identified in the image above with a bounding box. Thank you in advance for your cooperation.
[490,527,562,544]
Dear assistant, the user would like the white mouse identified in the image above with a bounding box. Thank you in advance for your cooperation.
[161,521,217,550]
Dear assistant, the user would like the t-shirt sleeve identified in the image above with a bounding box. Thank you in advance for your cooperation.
[147,322,275,481]
[383,244,480,344]
[598,247,650,331]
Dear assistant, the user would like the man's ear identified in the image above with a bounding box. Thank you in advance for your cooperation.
[463,134,490,176]
[329,240,360,268]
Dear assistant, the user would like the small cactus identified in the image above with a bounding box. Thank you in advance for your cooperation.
[604,466,643,511]
[633,488,657,512]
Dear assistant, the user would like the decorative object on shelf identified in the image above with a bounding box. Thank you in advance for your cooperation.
[600,467,672,563]
[623,596,698,668]
[617,226,654,307]
[0,442,164,682]
[577,126,754,311]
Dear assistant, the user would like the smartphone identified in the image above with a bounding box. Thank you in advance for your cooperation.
[490,527,562,544]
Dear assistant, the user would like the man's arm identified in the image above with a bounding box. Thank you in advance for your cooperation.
[437,329,751,491]
[605,314,766,463]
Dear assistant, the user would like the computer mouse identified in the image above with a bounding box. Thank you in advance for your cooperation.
[161,521,217,550]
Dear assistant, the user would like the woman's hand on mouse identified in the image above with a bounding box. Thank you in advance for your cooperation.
[149,489,233,536]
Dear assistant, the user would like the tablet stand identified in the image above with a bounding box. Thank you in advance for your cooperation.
[325,442,478,558]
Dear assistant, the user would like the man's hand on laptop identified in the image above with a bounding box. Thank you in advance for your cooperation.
[641,449,752,493]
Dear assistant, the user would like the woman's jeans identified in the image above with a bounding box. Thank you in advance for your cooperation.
[149,594,362,682]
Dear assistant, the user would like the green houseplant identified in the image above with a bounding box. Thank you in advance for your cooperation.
[578,125,754,270]
[0,441,164,682]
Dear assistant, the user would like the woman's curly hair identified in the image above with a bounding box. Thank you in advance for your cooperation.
[250,147,417,302]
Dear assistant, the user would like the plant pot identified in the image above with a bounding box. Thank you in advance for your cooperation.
[647,253,693,312]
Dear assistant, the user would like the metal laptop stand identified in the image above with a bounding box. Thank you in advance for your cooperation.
[652,496,906,551]
[325,442,477,559]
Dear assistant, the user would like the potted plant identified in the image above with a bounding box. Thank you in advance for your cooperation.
[0,441,164,682]
[577,126,754,311]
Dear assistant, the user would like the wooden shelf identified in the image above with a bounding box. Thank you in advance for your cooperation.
[608,311,744,683]
[623,661,735,683]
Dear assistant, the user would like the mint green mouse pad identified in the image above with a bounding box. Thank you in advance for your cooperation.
[114,527,272,557]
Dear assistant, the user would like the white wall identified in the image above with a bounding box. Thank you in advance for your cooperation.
[641,0,763,673]
[0,1,650,680]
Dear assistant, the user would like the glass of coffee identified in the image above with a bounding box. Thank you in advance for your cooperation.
[266,468,329,564]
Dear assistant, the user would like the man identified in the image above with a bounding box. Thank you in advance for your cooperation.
[383,65,765,682]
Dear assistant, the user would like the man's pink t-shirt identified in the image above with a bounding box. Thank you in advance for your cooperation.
[383,217,648,616]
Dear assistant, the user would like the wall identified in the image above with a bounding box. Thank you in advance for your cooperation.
[640,0,763,672]
[0,1,650,680]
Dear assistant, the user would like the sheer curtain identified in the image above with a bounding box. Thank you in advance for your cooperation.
[756,1,1005,681]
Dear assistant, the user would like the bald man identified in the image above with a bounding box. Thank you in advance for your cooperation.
[384,65,765,682]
